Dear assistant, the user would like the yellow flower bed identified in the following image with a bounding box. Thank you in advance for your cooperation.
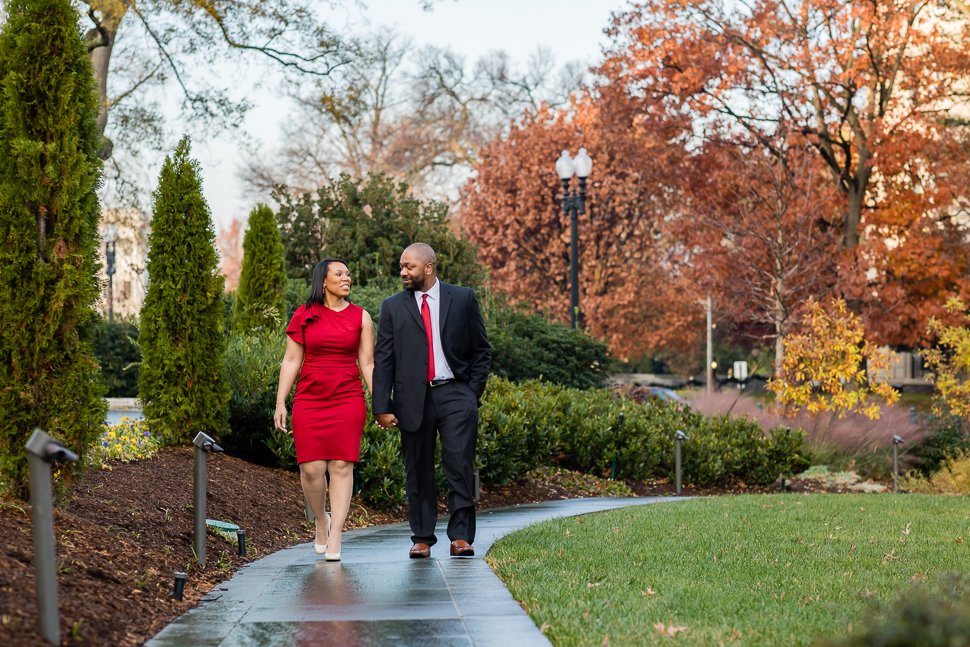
[92,417,160,465]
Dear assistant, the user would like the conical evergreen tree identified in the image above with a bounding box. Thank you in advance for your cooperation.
[233,203,287,333]
[139,136,229,443]
[0,0,107,496]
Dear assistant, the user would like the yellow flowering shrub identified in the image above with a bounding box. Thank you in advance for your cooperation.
[91,417,161,466]
[924,298,970,417]
[768,297,899,419]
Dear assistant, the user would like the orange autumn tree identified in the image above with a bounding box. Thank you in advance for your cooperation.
[678,137,842,373]
[603,0,970,347]
[460,101,699,359]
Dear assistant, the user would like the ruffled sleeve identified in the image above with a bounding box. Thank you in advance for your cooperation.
[286,304,321,344]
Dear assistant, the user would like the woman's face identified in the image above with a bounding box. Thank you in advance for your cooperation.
[325,263,351,299]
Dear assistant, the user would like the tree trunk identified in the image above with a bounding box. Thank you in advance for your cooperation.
[842,149,872,250]
[83,1,132,159]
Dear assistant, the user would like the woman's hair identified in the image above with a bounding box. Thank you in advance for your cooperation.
[306,258,350,306]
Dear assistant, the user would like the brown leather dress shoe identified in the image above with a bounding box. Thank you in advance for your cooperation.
[450,539,474,557]
[409,543,431,559]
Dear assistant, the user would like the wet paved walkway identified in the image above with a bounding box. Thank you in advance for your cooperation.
[147,497,674,647]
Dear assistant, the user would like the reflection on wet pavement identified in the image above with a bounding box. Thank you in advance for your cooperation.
[146,497,675,647]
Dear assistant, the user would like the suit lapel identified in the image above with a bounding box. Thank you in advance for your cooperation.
[401,290,425,332]
[439,282,453,332]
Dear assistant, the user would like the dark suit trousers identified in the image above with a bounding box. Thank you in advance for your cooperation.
[399,380,478,546]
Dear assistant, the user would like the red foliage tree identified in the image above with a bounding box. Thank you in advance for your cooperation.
[461,101,700,359]
[602,0,970,347]
[677,137,842,372]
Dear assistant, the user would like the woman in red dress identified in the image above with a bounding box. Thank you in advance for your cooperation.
[274,258,375,561]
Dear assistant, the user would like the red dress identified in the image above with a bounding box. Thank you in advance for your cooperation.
[287,303,366,463]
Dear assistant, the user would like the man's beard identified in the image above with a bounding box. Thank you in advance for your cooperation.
[404,275,430,292]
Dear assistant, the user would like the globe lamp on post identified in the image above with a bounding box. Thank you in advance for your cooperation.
[555,147,592,330]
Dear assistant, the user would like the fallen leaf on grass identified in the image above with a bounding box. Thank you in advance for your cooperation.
[883,549,900,562]
[641,587,656,597]
[654,622,687,637]
[539,622,550,634]
[587,582,600,588]
[903,523,911,535]
[862,589,877,598]
[602,635,610,646]
[956,538,964,544]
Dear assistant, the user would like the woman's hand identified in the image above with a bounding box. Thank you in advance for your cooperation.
[274,402,289,433]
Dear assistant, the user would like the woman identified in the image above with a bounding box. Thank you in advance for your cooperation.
[274,258,375,561]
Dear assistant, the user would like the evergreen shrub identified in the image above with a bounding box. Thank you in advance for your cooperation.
[274,173,485,287]
[233,204,287,333]
[92,320,140,397]
[222,326,285,465]
[912,413,970,476]
[0,0,108,495]
[138,137,229,443]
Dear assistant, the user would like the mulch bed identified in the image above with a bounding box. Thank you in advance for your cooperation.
[0,448,882,646]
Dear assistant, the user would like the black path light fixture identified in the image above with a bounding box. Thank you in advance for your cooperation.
[193,431,224,567]
[555,147,593,330]
[101,223,118,321]
[26,428,79,645]
[892,435,905,492]
[674,430,689,495]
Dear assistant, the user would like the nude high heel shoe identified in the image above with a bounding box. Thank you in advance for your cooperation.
[314,512,331,555]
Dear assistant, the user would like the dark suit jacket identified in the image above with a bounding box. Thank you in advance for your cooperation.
[372,282,491,431]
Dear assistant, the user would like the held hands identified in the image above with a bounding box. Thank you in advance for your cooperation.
[274,402,290,433]
[374,413,398,430]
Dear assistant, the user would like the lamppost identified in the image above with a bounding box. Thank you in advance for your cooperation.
[555,147,593,330]
[102,223,118,321]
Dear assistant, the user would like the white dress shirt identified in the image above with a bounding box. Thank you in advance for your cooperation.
[414,279,455,381]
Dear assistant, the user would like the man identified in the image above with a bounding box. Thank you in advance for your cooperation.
[372,243,491,558]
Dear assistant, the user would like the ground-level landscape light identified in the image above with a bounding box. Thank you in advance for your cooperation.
[237,529,247,557]
[674,430,688,495]
[26,428,79,645]
[893,435,904,492]
[171,571,187,602]
[193,432,223,567]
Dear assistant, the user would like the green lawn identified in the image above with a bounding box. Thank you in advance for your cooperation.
[486,495,969,647]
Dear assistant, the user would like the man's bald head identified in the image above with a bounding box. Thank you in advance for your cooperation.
[400,243,438,292]
[402,243,437,266]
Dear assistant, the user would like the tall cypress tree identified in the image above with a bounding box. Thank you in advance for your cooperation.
[0,0,107,496]
[139,136,229,443]
[233,203,287,333]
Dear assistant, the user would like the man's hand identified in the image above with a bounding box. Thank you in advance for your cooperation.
[375,413,398,430]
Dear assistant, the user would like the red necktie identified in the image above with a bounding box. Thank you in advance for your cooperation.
[422,294,435,382]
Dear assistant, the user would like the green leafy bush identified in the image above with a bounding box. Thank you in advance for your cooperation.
[92,320,141,397]
[484,293,609,390]
[912,413,970,476]
[222,327,286,465]
[828,573,970,647]
[488,378,809,485]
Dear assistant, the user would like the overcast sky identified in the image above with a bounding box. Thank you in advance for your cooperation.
[187,0,622,231]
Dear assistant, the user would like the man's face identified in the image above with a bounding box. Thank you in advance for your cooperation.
[400,250,432,292]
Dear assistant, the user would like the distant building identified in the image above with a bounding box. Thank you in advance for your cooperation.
[97,208,150,319]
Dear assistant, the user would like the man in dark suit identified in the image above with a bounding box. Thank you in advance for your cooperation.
[373,243,491,558]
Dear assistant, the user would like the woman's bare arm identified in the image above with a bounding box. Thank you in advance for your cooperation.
[358,310,376,394]
[274,337,304,432]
